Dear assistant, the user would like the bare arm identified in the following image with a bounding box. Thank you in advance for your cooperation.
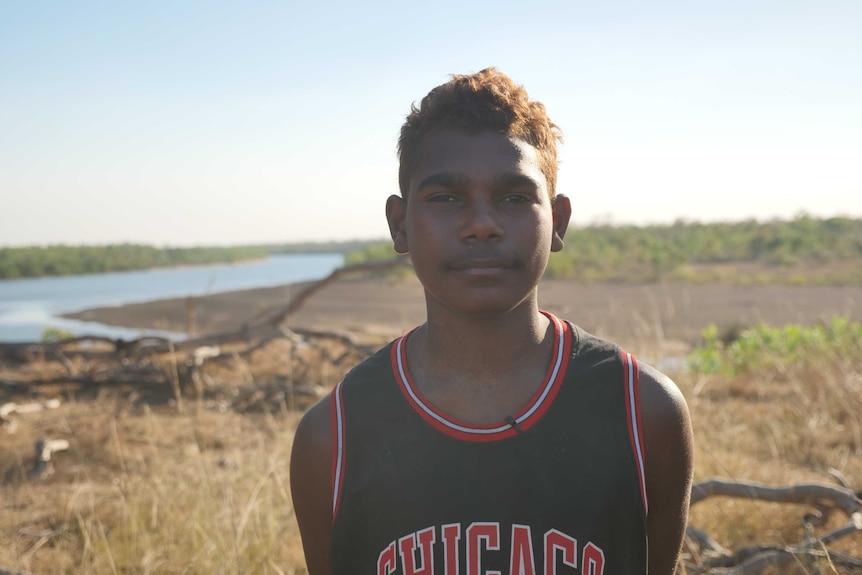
[290,397,333,575]
[639,362,694,575]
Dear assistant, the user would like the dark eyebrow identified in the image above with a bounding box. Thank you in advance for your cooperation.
[416,173,467,191]
[416,172,540,192]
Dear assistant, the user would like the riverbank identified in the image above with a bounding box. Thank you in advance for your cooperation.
[63,276,862,357]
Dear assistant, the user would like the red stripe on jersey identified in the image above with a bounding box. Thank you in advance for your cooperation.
[622,352,649,515]
[330,380,346,522]
[391,312,571,442]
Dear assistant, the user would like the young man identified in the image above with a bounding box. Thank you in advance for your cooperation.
[291,68,693,575]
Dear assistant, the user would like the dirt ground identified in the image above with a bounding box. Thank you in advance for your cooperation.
[65,276,862,357]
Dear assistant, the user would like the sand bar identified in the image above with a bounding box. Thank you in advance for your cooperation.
[64,276,862,357]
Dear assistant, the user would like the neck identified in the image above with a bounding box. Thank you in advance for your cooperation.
[414,299,551,383]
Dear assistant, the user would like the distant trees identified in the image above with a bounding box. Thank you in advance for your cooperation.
[268,239,384,255]
[546,215,862,281]
[346,215,862,284]
[4,217,860,282]
[0,239,392,281]
[0,244,269,280]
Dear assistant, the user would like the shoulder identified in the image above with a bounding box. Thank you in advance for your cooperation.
[638,362,690,425]
[290,338,400,506]
[563,322,620,371]
[290,394,333,575]
[291,339,397,474]
[339,339,398,392]
[636,361,694,575]
[289,340,397,575]
[637,361,692,462]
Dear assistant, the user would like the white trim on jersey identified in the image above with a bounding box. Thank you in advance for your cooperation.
[623,352,649,515]
[394,314,566,435]
[332,380,346,517]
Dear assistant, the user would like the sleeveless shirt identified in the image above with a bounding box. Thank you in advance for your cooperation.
[329,313,648,574]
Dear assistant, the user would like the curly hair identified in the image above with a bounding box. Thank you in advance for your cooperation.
[397,67,563,198]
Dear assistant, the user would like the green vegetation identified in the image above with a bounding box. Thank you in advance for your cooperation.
[687,316,862,376]
[41,327,75,342]
[6,216,862,282]
[0,244,269,280]
[344,242,399,266]
[347,215,862,284]
[267,238,384,255]
[549,214,862,282]
[0,239,382,280]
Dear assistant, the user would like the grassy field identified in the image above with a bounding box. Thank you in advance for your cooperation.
[2,282,861,573]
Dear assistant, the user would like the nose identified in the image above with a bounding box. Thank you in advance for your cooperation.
[460,199,503,243]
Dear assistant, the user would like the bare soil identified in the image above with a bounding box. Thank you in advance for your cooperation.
[65,276,862,355]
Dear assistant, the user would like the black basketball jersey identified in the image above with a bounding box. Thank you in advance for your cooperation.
[329,313,648,574]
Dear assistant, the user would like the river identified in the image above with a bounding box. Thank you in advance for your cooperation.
[0,253,344,343]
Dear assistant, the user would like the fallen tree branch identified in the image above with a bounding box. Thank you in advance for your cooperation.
[0,259,409,404]
[0,257,410,365]
[685,479,862,574]
[691,477,861,517]
[248,256,411,330]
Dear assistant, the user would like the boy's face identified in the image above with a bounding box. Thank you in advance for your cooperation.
[386,129,570,319]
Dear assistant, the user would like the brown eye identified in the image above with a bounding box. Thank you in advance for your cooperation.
[428,193,458,203]
[502,194,530,204]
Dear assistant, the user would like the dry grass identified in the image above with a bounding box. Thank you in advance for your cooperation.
[1,396,307,574]
[1,309,861,573]
[681,356,862,572]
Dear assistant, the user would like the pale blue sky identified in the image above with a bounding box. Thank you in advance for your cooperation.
[2,0,860,246]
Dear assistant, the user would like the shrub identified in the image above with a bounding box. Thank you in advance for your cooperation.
[687,317,862,376]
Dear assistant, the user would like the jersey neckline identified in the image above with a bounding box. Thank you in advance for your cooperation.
[390,311,573,442]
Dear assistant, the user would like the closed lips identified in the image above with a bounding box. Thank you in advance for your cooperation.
[449,258,511,270]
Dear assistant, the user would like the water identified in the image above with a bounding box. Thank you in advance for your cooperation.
[0,253,343,343]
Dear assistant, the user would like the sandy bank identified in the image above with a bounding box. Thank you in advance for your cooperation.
[63,276,862,358]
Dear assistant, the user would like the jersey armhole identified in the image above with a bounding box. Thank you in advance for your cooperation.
[622,351,649,516]
[330,380,346,524]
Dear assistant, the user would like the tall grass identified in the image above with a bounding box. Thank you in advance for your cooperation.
[0,402,308,574]
[682,318,862,571]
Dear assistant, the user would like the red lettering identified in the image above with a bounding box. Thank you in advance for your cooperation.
[377,541,397,575]
[442,523,462,575]
[582,542,605,575]
[544,529,577,575]
[510,524,536,575]
[379,524,604,575]
[398,526,436,575]
[467,522,501,575]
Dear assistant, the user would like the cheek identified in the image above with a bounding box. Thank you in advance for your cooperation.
[527,219,555,265]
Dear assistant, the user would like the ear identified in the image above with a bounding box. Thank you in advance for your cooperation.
[386,195,409,254]
[550,194,571,253]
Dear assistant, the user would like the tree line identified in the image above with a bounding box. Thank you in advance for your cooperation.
[0,244,268,280]
[348,215,862,284]
[547,214,862,282]
[0,239,390,281]
[4,216,860,282]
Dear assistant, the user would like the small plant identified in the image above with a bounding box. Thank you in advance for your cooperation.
[41,326,75,342]
[687,316,862,376]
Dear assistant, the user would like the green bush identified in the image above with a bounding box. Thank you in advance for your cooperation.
[687,317,862,375]
[41,327,75,342]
